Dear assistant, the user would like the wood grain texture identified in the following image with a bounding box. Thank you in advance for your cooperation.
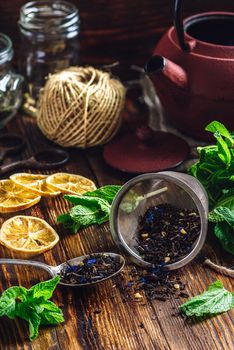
[0,113,233,350]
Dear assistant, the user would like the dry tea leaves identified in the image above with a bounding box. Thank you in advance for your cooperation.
[115,266,187,303]
[136,203,200,266]
[59,253,123,285]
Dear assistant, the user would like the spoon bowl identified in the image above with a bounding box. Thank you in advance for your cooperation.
[0,253,125,287]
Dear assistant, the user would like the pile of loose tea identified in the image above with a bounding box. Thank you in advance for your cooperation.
[114,266,188,302]
[59,253,123,285]
[129,267,188,301]
[136,203,200,265]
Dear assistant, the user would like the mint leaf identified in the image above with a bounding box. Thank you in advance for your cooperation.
[28,311,41,341]
[216,189,234,210]
[0,277,63,341]
[213,207,234,226]
[58,185,120,233]
[188,121,234,255]
[180,280,234,318]
[70,204,100,226]
[64,195,100,206]
[0,286,27,318]
[70,197,110,227]
[216,137,231,165]
[206,121,233,147]
[40,301,64,325]
[85,185,121,204]
[214,222,234,255]
[28,276,60,301]
[57,213,72,224]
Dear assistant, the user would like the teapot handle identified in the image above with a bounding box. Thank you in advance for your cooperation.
[174,0,189,51]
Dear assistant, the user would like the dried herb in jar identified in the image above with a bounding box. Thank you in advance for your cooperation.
[136,203,200,266]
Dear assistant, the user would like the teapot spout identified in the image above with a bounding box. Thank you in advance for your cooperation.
[145,55,188,90]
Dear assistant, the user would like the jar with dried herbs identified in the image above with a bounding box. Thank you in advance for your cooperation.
[0,33,23,128]
[18,0,80,100]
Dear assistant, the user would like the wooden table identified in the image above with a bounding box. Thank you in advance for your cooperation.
[0,113,233,350]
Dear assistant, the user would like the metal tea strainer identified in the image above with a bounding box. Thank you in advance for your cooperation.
[110,171,209,270]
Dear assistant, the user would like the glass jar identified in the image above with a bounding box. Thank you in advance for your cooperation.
[0,33,23,129]
[18,0,80,99]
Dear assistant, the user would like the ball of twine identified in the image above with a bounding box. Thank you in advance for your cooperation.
[37,66,126,148]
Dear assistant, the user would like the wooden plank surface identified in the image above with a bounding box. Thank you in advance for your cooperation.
[0,114,233,350]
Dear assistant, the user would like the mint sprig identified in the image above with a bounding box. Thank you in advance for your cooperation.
[180,280,234,319]
[0,277,64,341]
[188,121,234,255]
[57,185,121,233]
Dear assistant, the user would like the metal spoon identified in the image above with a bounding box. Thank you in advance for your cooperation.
[0,253,125,287]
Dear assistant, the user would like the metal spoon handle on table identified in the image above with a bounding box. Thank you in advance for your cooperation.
[0,258,56,277]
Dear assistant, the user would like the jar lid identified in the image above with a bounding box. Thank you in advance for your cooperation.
[0,33,13,65]
[18,0,80,39]
[110,171,208,270]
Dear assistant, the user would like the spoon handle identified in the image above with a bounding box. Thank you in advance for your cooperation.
[0,258,55,277]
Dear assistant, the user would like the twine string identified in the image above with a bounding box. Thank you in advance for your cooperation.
[37,67,125,148]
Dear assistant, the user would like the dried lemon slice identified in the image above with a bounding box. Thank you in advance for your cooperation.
[0,216,59,255]
[10,173,60,197]
[0,180,41,213]
[46,172,96,195]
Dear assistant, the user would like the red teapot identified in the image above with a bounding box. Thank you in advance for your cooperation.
[145,0,234,140]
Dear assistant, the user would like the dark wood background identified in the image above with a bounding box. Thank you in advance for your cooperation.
[0,0,234,66]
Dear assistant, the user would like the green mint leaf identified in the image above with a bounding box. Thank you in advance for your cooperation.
[59,185,119,232]
[70,197,110,227]
[216,189,234,210]
[84,185,121,204]
[188,121,234,206]
[214,222,234,255]
[14,303,30,322]
[28,311,41,341]
[213,207,234,226]
[0,286,27,318]
[70,205,100,226]
[0,277,63,341]
[57,213,72,223]
[206,121,233,147]
[208,210,224,223]
[28,276,60,301]
[64,195,110,209]
[69,196,110,227]
[72,221,81,233]
[39,301,64,325]
[180,280,234,318]
[216,137,231,165]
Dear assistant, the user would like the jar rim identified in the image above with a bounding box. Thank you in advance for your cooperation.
[18,0,80,39]
[0,33,13,65]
